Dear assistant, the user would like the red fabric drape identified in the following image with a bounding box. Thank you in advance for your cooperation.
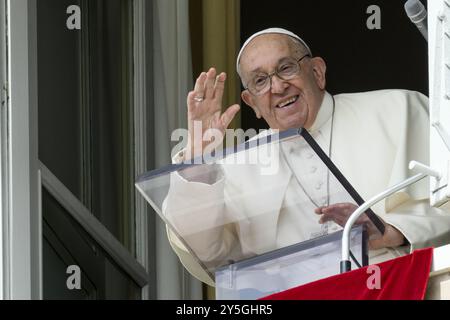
[260,248,433,300]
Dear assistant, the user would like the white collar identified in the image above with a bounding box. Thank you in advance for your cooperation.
[309,91,334,134]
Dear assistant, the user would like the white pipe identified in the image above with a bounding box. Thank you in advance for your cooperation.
[341,173,427,263]
[409,160,442,180]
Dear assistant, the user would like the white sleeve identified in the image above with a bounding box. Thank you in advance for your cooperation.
[162,149,239,281]
[381,199,450,251]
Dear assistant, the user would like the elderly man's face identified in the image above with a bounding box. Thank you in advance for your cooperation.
[240,34,327,131]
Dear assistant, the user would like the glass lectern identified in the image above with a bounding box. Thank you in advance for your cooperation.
[135,128,384,300]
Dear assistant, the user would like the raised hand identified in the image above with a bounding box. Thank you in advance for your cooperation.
[184,68,240,160]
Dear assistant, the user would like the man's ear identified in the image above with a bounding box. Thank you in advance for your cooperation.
[241,90,262,119]
[311,57,327,90]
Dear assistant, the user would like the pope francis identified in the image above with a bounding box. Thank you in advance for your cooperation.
[163,28,450,286]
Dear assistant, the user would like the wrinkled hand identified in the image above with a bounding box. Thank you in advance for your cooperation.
[185,68,240,160]
[315,203,406,250]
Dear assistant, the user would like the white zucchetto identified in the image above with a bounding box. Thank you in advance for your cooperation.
[236,27,312,73]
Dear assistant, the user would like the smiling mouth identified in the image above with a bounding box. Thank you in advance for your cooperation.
[276,95,299,109]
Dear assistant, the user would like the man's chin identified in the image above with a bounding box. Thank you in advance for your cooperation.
[274,111,308,131]
[278,120,307,131]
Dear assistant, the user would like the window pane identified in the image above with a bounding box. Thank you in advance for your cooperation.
[37,0,83,200]
[37,0,135,253]
[42,187,141,300]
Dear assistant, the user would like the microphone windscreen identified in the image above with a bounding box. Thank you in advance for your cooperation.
[404,0,426,22]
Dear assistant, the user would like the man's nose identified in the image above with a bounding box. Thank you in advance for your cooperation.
[270,75,289,94]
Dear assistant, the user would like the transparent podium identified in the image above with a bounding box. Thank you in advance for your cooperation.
[136,129,384,300]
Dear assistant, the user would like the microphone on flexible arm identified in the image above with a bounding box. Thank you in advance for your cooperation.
[404,0,428,41]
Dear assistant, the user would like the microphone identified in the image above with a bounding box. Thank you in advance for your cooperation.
[404,0,428,41]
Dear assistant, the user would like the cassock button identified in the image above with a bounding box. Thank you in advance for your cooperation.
[315,182,323,190]
[310,166,317,173]
[306,153,313,159]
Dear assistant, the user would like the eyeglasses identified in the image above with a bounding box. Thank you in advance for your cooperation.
[244,54,311,96]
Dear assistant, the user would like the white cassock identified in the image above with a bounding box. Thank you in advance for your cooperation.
[164,89,450,286]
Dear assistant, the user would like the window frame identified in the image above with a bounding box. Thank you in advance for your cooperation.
[1,0,151,299]
[1,0,40,299]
